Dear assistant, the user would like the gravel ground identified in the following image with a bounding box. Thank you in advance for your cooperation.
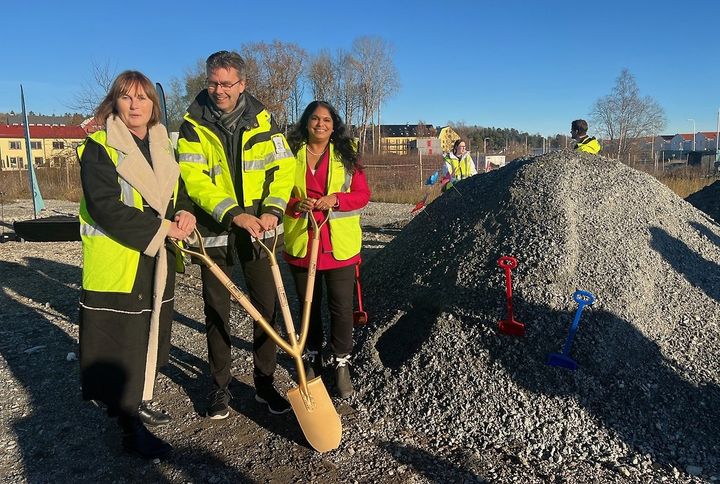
[686,180,720,223]
[1,150,719,482]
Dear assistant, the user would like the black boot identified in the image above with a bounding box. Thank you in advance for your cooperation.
[303,350,323,380]
[138,400,172,427]
[119,415,172,459]
[332,354,354,398]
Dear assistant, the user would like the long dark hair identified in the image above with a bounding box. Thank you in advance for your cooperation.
[288,101,361,174]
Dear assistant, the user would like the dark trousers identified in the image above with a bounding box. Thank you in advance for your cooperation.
[290,264,355,356]
[201,257,279,390]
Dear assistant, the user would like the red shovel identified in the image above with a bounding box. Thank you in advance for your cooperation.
[497,255,526,337]
[353,261,368,327]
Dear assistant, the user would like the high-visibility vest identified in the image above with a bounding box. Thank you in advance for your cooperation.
[443,152,476,179]
[283,143,362,260]
[177,109,294,234]
[77,131,178,293]
[575,136,601,154]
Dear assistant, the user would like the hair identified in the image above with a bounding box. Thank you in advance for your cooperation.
[94,70,161,127]
[288,100,361,174]
[452,139,466,154]
[206,50,247,81]
[571,119,589,135]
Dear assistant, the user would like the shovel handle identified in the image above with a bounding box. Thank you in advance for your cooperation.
[498,255,518,270]
[573,290,596,306]
[354,261,365,312]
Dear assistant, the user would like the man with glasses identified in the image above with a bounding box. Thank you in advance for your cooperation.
[177,50,295,419]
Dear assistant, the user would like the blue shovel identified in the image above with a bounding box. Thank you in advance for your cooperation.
[547,290,596,370]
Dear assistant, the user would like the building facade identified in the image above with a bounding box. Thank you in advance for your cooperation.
[0,124,87,170]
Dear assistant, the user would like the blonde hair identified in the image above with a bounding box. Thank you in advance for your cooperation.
[95,70,161,127]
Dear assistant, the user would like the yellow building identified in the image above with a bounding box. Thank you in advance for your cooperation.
[0,124,87,170]
[437,126,461,153]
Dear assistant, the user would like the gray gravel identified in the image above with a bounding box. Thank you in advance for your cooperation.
[1,149,719,483]
[686,180,720,223]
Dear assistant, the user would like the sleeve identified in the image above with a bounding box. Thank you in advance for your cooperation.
[177,120,241,225]
[80,139,167,255]
[468,154,478,176]
[334,169,371,212]
[260,118,296,220]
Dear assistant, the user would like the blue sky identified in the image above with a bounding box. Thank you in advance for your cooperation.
[3,0,718,137]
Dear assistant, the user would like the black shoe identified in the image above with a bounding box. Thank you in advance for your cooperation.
[120,418,172,459]
[333,354,354,399]
[303,350,323,380]
[138,401,171,427]
[255,384,292,415]
[207,387,231,420]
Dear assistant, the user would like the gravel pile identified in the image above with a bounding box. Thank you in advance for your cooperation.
[686,180,720,222]
[352,150,720,482]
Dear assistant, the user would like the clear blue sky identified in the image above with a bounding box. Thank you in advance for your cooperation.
[2,0,718,137]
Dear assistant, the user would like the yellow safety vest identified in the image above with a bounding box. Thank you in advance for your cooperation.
[283,143,362,260]
[575,136,601,154]
[443,152,476,180]
[177,109,294,231]
[78,131,179,293]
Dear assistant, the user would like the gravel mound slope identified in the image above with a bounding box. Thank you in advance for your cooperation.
[353,150,720,482]
[686,179,720,222]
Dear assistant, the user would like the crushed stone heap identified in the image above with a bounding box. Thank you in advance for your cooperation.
[686,179,720,222]
[353,150,720,481]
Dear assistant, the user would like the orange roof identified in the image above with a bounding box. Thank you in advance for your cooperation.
[0,124,87,139]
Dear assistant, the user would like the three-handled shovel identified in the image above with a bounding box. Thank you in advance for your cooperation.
[172,218,341,452]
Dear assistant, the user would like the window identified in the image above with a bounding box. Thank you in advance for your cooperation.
[52,141,65,149]
[35,157,44,165]
[9,157,23,168]
[9,141,21,150]
[31,141,42,150]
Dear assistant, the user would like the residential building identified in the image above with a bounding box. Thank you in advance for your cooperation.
[0,124,87,170]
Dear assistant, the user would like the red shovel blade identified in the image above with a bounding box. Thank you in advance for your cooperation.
[498,318,526,337]
[353,310,368,327]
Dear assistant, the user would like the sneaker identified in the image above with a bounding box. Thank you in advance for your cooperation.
[333,354,355,399]
[207,387,231,419]
[303,350,323,380]
[255,385,292,415]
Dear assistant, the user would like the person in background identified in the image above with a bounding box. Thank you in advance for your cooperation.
[177,50,295,419]
[442,139,477,186]
[284,100,371,399]
[78,70,195,459]
[571,119,601,154]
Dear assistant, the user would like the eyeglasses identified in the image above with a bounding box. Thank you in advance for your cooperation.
[206,79,242,91]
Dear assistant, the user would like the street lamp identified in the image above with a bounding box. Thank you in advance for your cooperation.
[483,137,490,154]
[688,118,696,151]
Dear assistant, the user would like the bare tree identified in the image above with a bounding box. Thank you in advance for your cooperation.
[307,50,335,103]
[333,50,361,133]
[240,41,307,131]
[590,69,665,160]
[351,36,399,154]
[70,60,117,115]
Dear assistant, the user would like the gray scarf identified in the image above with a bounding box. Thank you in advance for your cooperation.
[212,93,247,134]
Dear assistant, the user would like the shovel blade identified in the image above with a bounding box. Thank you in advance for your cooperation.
[547,352,577,370]
[287,377,342,452]
[498,318,526,337]
[353,310,368,327]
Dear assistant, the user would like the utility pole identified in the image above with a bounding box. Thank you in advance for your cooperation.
[688,118,696,151]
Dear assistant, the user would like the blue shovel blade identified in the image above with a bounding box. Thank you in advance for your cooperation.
[547,352,577,370]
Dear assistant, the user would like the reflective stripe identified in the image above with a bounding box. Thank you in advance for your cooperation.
[250,224,284,243]
[243,151,291,171]
[119,177,135,207]
[212,198,236,223]
[179,153,208,164]
[209,165,222,179]
[341,173,352,193]
[264,196,287,210]
[80,223,108,237]
[190,234,228,248]
[329,209,362,220]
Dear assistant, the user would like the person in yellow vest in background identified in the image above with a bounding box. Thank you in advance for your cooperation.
[78,70,196,459]
[571,119,602,154]
[441,139,477,191]
[177,51,295,419]
[284,101,371,398]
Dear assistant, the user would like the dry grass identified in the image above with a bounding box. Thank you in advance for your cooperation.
[0,165,82,202]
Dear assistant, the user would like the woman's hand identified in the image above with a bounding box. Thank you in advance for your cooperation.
[314,194,337,211]
[295,198,317,213]
[174,210,196,233]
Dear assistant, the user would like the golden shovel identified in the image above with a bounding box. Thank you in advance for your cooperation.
[171,213,341,452]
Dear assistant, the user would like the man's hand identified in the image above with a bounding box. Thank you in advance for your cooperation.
[259,213,279,232]
[232,213,265,239]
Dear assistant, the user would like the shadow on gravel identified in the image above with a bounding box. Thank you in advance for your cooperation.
[650,226,720,303]
[689,220,720,247]
[380,441,487,483]
[173,311,252,352]
[482,289,720,477]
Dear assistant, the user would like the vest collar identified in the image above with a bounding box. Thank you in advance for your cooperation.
[106,115,179,215]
